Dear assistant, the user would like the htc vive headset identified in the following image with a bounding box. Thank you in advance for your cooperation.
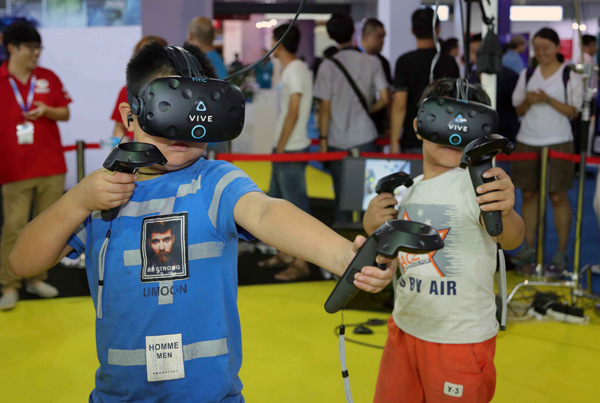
[416,80,499,148]
[127,45,245,143]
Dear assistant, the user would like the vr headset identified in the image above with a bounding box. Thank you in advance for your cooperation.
[127,45,245,143]
[416,80,499,148]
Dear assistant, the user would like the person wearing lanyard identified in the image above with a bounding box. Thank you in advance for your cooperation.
[0,21,72,311]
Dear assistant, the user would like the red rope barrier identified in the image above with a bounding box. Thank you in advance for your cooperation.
[546,150,600,165]
[309,138,390,146]
[62,141,600,166]
[548,149,578,162]
[217,151,348,162]
[62,142,100,152]
[62,145,78,152]
[360,152,423,160]
[496,152,538,161]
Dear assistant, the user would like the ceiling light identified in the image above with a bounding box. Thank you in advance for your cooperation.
[510,6,563,22]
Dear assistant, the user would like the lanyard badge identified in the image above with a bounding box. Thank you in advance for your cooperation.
[9,75,37,145]
[16,122,34,144]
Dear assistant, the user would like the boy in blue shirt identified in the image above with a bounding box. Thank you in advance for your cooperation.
[10,42,395,402]
[364,78,524,402]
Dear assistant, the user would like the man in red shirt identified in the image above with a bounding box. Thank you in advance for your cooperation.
[0,21,71,310]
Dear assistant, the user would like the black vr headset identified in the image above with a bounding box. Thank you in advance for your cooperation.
[127,45,245,143]
[416,80,499,148]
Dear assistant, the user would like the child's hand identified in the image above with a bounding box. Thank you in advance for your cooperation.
[475,167,515,216]
[345,235,396,293]
[363,193,398,235]
[72,169,137,213]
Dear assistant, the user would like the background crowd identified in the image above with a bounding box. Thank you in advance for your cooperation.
[0,6,598,311]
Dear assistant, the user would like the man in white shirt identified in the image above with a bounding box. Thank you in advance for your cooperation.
[260,24,313,281]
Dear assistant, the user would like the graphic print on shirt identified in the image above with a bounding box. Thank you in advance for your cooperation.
[34,78,50,94]
[141,213,189,282]
[399,209,450,277]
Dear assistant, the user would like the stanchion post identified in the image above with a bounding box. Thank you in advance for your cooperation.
[534,147,549,277]
[349,147,361,224]
[572,61,596,299]
[76,140,85,183]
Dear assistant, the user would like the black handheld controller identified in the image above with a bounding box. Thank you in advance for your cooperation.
[375,171,414,194]
[324,219,444,314]
[459,134,515,236]
[101,142,167,221]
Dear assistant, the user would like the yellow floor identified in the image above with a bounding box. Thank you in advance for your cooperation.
[1,273,598,402]
[233,161,334,199]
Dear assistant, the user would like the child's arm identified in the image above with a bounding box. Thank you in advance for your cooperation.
[362,193,398,236]
[10,169,137,277]
[475,167,525,250]
[234,192,395,293]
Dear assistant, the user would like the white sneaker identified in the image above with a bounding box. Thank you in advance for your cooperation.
[0,290,18,311]
[238,241,256,255]
[60,253,86,269]
[26,282,59,298]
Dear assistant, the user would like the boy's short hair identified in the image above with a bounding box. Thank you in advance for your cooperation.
[2,21,41,57]
[507,35,525,49]
[362,18,384,38]
[412,8,439,40]
[441,37,459,54]
[418,78,491,107]
[126,42,217,99]
[469,33,482,44]
[273,24,300,54]
[134,35,168,53]
[582,34,596,47]
[188,16,215,45]
[326,13,355,44]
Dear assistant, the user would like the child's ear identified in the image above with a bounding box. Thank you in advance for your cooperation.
[413,118,423,141]
[119,102,133,128]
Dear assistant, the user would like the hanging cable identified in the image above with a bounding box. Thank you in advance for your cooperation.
[430,0,442,84]
[224,0,306,81]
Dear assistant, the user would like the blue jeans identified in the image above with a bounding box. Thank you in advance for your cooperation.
[328,140,378,223]
[269,148,311,214]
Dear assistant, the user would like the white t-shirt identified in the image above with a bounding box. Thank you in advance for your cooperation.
[313,49,388,149]
[393,168,498,344]
[512,63,583,146]
[273,59,312,151]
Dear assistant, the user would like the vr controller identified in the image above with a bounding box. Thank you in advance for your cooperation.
[324,219,444,314]
[417,96,499,148]
[101,142,167,221]
[459,134,515,236]
[128,76,245,143]
[375,171,414,194]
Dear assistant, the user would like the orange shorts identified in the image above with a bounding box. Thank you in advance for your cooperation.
[374,316,497,403]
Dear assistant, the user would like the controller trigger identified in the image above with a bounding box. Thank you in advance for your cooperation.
[324,219,444,313]
[460,134,515,236]
[101,142,167,221]
[375,171,414,195]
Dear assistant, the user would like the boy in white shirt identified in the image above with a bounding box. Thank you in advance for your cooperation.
[365,78,524,402]
[260,24,314,281]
